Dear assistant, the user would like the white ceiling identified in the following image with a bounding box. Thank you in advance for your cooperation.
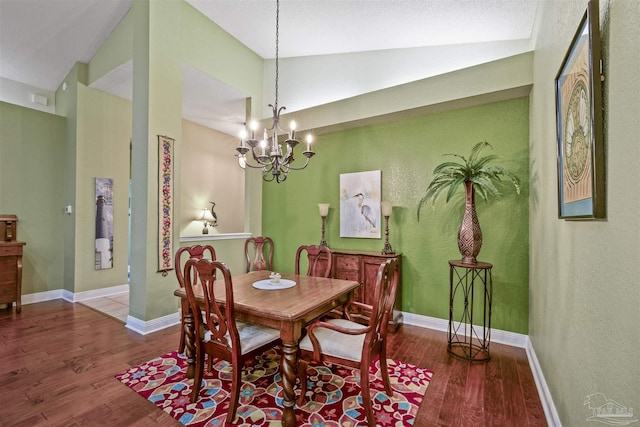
[0,0,539,134]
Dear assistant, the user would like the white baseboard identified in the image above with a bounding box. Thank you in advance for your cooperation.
[125,312,181,335]
[525,337,562,427]
[401,311,529,348]
[69,284,129,302]
[22,289,65,305]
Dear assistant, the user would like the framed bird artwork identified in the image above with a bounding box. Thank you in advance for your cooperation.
[339,170,381,238]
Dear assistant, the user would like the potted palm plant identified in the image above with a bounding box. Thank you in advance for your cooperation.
[417,141,521,264]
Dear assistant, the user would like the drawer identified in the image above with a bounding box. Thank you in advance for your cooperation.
[335,255,359,270]
[0,256,17,267]
[334,270,359,281]
[0,246,22,256]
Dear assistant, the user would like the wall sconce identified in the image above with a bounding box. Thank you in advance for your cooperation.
[198,202,218,234]
[318,203,330,247]
[381,201,395,255]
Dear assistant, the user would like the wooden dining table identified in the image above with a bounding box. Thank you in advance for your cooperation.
[174,269,360,427]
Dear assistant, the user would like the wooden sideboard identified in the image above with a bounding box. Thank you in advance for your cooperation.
[0,215,25,313]
[331,249,403,332]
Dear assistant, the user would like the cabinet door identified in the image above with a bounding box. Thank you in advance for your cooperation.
[0,256,17,303]
[333,254,362,301]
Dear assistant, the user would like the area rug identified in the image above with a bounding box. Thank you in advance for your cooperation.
[115,348,432,426]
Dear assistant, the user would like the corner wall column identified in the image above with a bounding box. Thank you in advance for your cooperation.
[129,0,182,322]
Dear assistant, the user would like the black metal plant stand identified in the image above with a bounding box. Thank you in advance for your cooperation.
[447,260,493,361]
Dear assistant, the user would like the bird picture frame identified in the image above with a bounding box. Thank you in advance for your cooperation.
[339,170,381,238]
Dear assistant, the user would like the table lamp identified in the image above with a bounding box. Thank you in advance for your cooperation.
[318,203,330,247]
[381,201,395,255]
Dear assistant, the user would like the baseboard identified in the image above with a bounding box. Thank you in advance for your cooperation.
[400,311,529,348]
[125,312,181,335]
[22,289,65,305]
[70,284,129,302]
[23,285,130,304]
[525,336,563,427]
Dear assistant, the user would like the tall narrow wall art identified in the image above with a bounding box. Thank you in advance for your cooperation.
[158,135,174,273]
[95,177,114,270]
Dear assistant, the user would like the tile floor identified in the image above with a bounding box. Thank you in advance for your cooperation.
[79,292,129,323]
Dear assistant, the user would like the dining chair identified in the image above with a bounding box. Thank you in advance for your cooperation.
[296,258,400,427]
[295,245,333,278]
[244,236,274,273]
[174,244,216,354]
[182,258,281,423]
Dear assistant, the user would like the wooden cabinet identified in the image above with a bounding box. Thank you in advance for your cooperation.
[331,249,402,332]
[0,215,25,313]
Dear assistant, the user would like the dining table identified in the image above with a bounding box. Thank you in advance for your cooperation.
[174,269,360,427]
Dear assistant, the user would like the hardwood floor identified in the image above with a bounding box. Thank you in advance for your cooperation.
[0,300,547,426]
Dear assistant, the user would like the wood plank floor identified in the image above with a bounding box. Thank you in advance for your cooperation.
[0,300,547,426]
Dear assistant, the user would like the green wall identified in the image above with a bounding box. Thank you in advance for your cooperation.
[0,102,66,294]
[263,97,529,334]
[75,84,131,292]
[529,0,640,424]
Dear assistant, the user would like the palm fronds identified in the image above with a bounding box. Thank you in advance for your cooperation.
[417,141,520,221]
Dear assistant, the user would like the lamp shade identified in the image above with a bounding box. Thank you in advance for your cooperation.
[381,201,393,217]
[198,208,215,222]
[318,203,330,217]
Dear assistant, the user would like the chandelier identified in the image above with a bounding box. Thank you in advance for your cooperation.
[235,0,315,183]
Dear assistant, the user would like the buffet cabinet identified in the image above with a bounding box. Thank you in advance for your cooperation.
[0,215,25,313]
[331,249,403,332]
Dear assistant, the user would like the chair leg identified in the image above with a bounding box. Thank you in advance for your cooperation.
[226,361,243,424]
[190,347,204,403]
[178,328,186,354]
[379,352,393,396]
[178,302,188,354]
[296,359,310,406]
[360,366,376,427]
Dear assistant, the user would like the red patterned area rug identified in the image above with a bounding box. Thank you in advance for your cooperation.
[115,349,432,426]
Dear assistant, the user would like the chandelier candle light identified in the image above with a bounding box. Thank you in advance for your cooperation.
[318,203,330,247]
[381,201,395,255]
[235,0,315,183]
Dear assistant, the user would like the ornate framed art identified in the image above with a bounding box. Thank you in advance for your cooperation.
[554,0,605,219]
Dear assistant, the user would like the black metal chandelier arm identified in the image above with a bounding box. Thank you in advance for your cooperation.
[241,160,267,170]
[240,149,275,170]
[266,105,287,132]
[262,170,276,182]
[283,156,312,171]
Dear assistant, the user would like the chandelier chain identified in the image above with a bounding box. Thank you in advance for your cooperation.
[234,0,316,182]
[274,0,279,110]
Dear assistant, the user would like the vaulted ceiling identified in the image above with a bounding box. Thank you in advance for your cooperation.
[0,0,539,134]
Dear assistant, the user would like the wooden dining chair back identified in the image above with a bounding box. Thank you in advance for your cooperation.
[182,258,281,423]
[297,258,400,426]
[295,245,333,278]
[244,236,274,272]
[174,245,216,354]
